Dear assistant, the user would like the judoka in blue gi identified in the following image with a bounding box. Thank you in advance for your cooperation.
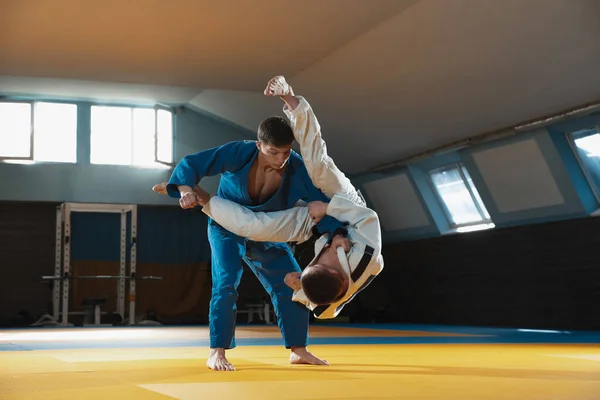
[156,74,384,339]
[181,76,384,321]
[161,83,345,371]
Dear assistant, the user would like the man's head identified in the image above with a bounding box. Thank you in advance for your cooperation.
[301,264,348,305]
[256,116,294,169]
[285,234,352,306]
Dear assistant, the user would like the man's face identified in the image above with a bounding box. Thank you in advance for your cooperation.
[284,234,352,293]
[257,141,292,169]
[312,235,351,282]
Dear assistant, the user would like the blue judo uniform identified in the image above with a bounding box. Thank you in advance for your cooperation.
[166,140,345,349]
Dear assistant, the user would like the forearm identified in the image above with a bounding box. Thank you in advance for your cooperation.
[326,195,382,249]
[284,98,364,205]
[178,185,194,194]
[283,96,326,162]
[166,142,252,198]
[280,95,300,112]
[202,197,314,243]
[167,156,201,197]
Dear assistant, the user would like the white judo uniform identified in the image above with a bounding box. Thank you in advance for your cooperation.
[201,96,384,319]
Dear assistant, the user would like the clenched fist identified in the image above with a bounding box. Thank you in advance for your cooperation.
[179,191,200,209]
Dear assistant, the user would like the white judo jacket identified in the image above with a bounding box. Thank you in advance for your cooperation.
[201,96,384,319]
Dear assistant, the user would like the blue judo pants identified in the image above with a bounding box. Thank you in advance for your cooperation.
[208,222,309,349]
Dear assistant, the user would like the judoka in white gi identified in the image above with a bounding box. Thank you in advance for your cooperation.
[155,76,384,320]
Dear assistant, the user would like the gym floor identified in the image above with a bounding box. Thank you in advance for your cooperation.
[1,324,599,399]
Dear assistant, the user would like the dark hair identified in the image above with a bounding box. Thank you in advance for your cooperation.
[301,265,346,306]
[258,116,294,147]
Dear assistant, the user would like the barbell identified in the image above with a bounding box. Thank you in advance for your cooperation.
[42,274,162,280]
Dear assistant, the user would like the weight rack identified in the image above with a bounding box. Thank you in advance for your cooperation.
[51,202,139,325]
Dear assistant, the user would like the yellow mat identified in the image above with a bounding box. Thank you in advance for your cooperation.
[1,343,599,399]
[0,325,486,343]
[239,325,487,338]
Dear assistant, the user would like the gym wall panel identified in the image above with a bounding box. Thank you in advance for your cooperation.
[380,213,600,330]
[71,206,210,264]
[0,202,56,319]
[135,206,211,264]
[362,173,430,231]
[460,130,588,228]
[470,137,564,213]
[71,213,122,262]
[0,103,253,205]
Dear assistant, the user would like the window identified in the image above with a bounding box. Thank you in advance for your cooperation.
[90,105,173,167]
[569,128,600,201]
[429,164,494,232]
[0,101,77,163]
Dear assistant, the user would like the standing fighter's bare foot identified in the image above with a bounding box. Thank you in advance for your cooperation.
[264,75,294,97]
[290,347,329,366]
[206,348,236,371]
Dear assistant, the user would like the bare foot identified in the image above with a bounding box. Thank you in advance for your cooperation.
[264,75,294,97]
[290,347,329,366]
[206,348,236,371]
[152,182,167,195]
[153,182,213,206]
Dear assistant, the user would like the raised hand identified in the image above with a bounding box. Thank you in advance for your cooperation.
[264,75,294,97]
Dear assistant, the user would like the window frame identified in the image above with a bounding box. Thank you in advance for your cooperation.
[428,163,493,229]
[566,126,600,203]
[0,100,35,162]
[0,100,80,163]
[154,104,174,167]
[89,103,174,168]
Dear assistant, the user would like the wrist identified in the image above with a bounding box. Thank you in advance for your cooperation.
[199,194,214,207]
[281,94,299,111]
[178,185,194,194]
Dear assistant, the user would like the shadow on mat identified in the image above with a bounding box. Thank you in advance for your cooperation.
[238,364,600,381]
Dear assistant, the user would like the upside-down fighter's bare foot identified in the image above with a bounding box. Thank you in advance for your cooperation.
[289,347,329,366]
[152,182,212,206]
[206,348,236,371]
[152,182,168,195]
[264,75,295,97]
